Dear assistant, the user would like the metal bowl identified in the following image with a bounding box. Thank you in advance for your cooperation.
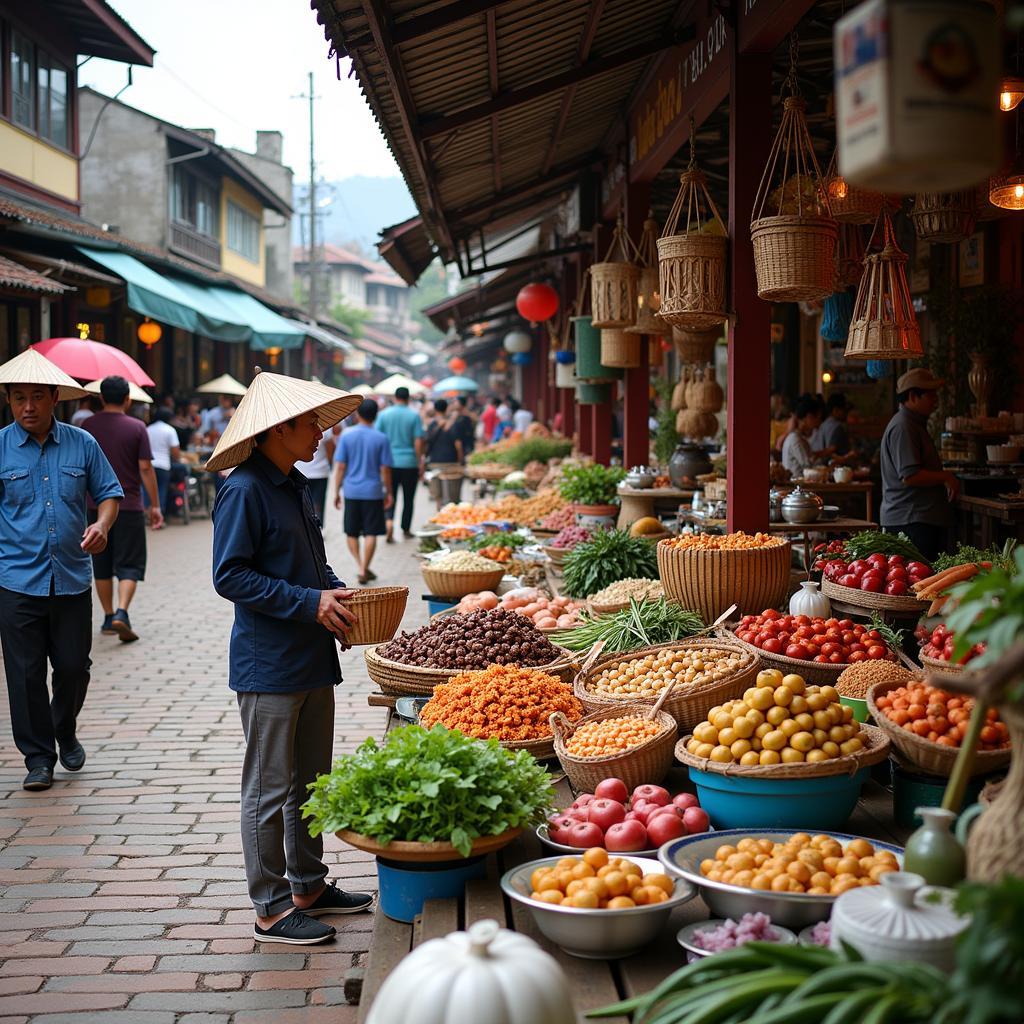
[500,855,697,959]
[676,919,797,959]
[535,825,660,859]
[658,829,904,930]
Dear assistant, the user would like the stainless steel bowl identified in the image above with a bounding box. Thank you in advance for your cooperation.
[535,825,659,859]
[676,919,797,959]
[658,829,904,930]
[500,855,697,959]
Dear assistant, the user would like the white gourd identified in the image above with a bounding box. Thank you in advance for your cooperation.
[365,919,576,1024]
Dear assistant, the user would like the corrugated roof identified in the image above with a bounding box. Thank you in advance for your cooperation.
[377,215,435,285]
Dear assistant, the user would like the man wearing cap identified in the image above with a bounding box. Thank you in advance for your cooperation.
[0,349,123,791]
[210,371,373,946]
[880,368,958,562]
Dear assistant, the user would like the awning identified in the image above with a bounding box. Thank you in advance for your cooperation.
[287,318,352,352]
[377,216,435,286]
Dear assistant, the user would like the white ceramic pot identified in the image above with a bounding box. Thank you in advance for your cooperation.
[833,466,853,483]
[789,580,831,618]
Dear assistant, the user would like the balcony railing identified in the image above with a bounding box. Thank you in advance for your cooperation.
[170,222,221,268]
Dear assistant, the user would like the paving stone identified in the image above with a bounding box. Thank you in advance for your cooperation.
[43,973,199,993]
[128,991,307,1011]
[154,953,305,973]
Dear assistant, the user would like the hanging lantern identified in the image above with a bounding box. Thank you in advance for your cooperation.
[1001,76,1024,113]
[137,318,162,348]
[820,291,854,343]
[510,351,532,366]
[503,330,532,353]
[867,360,892,379]
[447,356,467,374]
[845,212,923,360]
[264,346,283,367]
[823,149,900,225]
[657,119,728,329]
[910,191,977,244]
[626,214,662,334]
[555,359,576,389]
[989,147,1024,210]
[515,282,559,324]
[751,40,838,302]
[589,214,639,328]
[599,329,640,369]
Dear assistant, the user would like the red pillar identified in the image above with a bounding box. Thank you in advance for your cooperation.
[579,403,593,454]
[727,51,773,534]
[592,385,612,465]
[623,181,652,471]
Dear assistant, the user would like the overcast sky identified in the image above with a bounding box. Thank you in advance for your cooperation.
[80,0,401,183]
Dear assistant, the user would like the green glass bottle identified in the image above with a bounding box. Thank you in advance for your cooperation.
[903,807,966,887]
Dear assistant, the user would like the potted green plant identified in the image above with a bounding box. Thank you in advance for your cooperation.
[302,725,555,922]
[558,464,626,529]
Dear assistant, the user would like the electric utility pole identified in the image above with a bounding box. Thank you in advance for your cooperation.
[307,71,318,321]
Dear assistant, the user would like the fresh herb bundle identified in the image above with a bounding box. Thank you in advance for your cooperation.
[552,598,706,653]
[301,725,555,856]
[844,530,926,563]
[868,612,905,654]
[934,539,1018,574]
[469,531,527,551]
[558,464,626,507]
[560,529,658,598]
[467,438,571,469]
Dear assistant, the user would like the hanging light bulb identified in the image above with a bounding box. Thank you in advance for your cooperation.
[1000,75,1024,112]
[990,157,1024,210]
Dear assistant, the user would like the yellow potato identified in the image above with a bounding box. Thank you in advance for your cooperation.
[757,669,784,688]
[766,706,789,726]
[782,674,806,694]
[773,686,794,707]
[732,716,755,739]
[780,746,805,764]
[790,730,815,752]
[762,729,787,751]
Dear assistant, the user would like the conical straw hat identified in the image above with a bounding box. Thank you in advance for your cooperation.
[0,347,90,401]
[83,379,153,405]
[206,368,361,471]
[196,373,248,397]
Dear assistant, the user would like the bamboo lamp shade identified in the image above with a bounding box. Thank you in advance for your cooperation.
[844,213,922,361]
[910,191,977,244]
[627,215,664,334]
[590,214,639,329]
[823,150,901,225]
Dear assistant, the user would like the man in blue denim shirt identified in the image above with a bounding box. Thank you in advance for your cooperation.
[0,349,122,792]
[211,370,373,946]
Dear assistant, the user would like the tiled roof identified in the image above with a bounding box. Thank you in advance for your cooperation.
[0,254,69,294]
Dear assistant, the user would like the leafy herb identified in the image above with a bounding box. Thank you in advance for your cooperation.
[868,612,905,654]
[561,529,658,598]
[301,725,555,856]
[844,530,926,563]
[934,539,1018,574]
[467,438,571,469]
[552,598,705,652]
[469,532,527,551]
[558,464,626,507]
[652,378,680,466]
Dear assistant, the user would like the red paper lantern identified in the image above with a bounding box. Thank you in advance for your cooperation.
[516,282,559,323]
[447,356,467,374]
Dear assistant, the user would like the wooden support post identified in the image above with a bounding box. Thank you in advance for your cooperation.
[592,391,612,465]
[579,401,593,454]
[559,385,575,440]
[727,51,773,534]
[623,181,652,470]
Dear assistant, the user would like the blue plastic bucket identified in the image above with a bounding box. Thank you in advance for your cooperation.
[688,766,871,831]
[422,595,458,617]
[376,856,487,923]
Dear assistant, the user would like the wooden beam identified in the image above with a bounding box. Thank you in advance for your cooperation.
[338,0,512,54]
[418,28,695,141]
[486,9,502,194]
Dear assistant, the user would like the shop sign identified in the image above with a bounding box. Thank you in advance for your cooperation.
[835,0,1000,192]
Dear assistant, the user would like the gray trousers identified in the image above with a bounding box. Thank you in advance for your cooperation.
[236,687,334,916]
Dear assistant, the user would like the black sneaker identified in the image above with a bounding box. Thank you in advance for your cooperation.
[101,614,116,635]
[23,766,54,791]
[58,739,86,772]
[253,910,336,945]
[111,609,138,643]
[301,882,375,917]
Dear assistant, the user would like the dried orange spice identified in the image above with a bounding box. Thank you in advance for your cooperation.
[662,532,785,551]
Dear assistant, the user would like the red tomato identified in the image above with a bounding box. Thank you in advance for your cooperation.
[763,608,780,620]
[838,619,854,630]
[886,567,908,581]
[829,653,844,663]
[885,580,908,596]
[849,650,867,663]
[794,614,811,626]
[841,631,856,645]
[804,642,821,656]
[850,642,866,653]
[907,561,931,576]
[887,555,905,567]
[786,644,808,660]
[814,654,830,663]
[866,629,882,641]
[762,637,783,654]
[867,553,888,569]
[838,574,860,588]
[860,575,884,593]
[821,642,840,657]
[867,645,887,660]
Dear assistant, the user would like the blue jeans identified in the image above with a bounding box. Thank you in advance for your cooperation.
[153,468,170,514]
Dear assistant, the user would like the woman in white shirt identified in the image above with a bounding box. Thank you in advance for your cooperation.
[781,396,825,478]
[146,409,182,514]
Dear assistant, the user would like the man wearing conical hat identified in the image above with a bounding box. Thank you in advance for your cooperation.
[0,349,124,792]
[210,369,373,946]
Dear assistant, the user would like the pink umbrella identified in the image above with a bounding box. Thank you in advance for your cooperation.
[33,337,155,387]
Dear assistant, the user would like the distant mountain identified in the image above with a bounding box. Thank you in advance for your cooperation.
[292,175,416,250]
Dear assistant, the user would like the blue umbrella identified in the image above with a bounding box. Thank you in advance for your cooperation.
[432,375,479,393]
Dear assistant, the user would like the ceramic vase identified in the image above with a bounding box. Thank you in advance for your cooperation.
[789,580,831,618]
[903,807,966,887]
[967,352,992,418]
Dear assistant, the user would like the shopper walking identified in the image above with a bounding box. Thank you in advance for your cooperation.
[83,376,163,643]
[332,399,394,584]
[210,370,372,946]
[146,408,182,515]
[424,398,464,509]
[0,349,122,791]
[375,386,423,541]
[294,424,338,526]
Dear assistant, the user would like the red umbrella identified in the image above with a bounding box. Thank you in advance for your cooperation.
[33,337,155,388]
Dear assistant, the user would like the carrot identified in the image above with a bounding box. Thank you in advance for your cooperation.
[916,564,979,599]
[927,595,947,617]
[912,564,967,593]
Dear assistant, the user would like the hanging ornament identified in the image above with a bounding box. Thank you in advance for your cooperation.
[510,351,532,366]
[447,356,467,374]
[820,291,854,343]
[626,213,663,334]
[515,283,559,324]
[910,191,977,244]
[503,330,532,354]
[589,214,639,328]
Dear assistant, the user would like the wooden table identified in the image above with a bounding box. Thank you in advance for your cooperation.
[798,481,874,522]
[955,494,1024,547]
[354,769,911,1023]
[617,485,695,528]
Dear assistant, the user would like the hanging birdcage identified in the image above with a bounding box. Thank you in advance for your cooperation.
[657,119,728,329]
[750,38,838,302]
[835,223,867,290]
[627,213,663,335]
[910,191,977,244]
[844,212,923,361]
[823,149,901,225]
[589,214,639,328]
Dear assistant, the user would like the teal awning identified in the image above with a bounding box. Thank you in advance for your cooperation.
[202,287,304,350]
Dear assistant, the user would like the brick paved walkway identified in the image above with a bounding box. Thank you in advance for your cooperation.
[0,496,435,1022]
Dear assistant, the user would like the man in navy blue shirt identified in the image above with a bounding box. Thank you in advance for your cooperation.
[210,370,372,946]
[0,349,123,792]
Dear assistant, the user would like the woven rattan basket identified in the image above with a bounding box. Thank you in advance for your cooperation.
[574,639,760,732]
[550,705,677,792]
[344,587,409,645]
[600,328,641,369]
[590,215,639,329]
[727,629,855,686]
[919,652,966,676]
[420,564,505,599]
[751,215,838,302]
[675,722,890,779]
[657,539,791,622]
[467,465,514,481]
[824,152,901,225]
[866,679,1010,777]
[910,191,976,244]
[542,544,569,568]
[673,327,720,364]
[821,577,928,614]
[335,827,522,863]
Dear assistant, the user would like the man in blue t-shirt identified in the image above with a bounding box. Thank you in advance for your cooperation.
[375,386,423,542]
[332,400,393,584]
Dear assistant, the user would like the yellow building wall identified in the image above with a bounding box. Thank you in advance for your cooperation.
[219,177,265,287]
[0,121,77,202]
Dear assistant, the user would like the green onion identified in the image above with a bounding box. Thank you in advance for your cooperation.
[551,597,705,653]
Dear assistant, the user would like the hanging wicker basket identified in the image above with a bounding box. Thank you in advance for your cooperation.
[627,216,664,334]
[687,367,724,414]
[676,408,718,440]
[823,151,901,225]
[910,191,977,244]
[844,212,923,361]
[671,371,688,412]
[834,224,867,290]
[750,72,837,303]
[590,215,639,328]
[673,326,719,364]
[600,328,641,369]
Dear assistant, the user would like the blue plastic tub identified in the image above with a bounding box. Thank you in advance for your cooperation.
[687,766,871,831]
[422,595,458,617]
[376,855,487,923]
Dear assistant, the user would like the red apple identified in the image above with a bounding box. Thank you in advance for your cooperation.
[682,806,711,834]
[564,821,605,848]
[632,784,670,807]
[546,814,576,841]
[672,793,700,811]
[587,798,626,831]
[572,793,595,807]
[646,812,686,846]
[594,778,629,803]
[604,820,648,852]
[564,806,590,822]
[647,805,684,821]
[623,810,643,822]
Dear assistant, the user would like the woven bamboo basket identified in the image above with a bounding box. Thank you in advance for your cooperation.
[421,564,505,599]
[910,191,976,244]
[821,577,928,614]
[574,639,760,732]
[727,629,852,686]
[673,327,719,364]
[600,328,641,369]
[676,409,719,440]
[919,652,967,676]
[866,680,1010,777]
[467,465,514,481]
[429,606,580,637]
[824,153,901,225]
[343,587,409,645]
[675,722,890,779]
[550,705,677,792]
[835,223,867,290]
[627,219,664,335]
[590,215,639,329]
[657,539,791,622]
[542,544,569,568]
